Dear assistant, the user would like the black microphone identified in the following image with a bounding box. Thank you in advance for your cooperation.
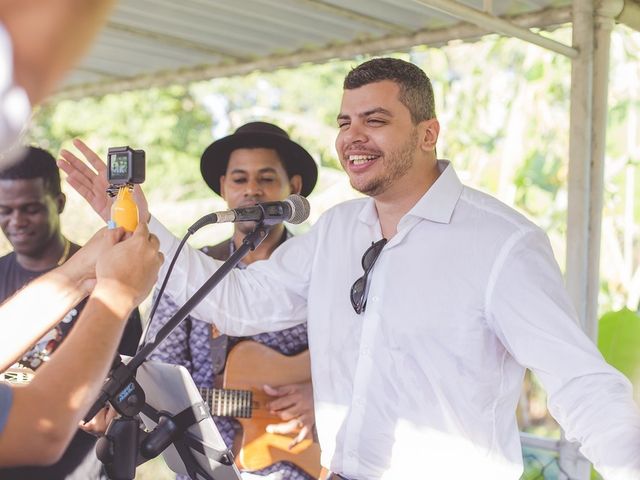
[188,194,310,233]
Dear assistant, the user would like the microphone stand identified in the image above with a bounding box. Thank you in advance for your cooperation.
[87,223,269,480]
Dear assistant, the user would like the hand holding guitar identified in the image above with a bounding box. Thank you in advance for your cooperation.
[264,381,315,449]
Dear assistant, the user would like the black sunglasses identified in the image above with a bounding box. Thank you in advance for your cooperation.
[350,238,388,314]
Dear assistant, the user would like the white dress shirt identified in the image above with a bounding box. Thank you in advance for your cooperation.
[150,161,640,480]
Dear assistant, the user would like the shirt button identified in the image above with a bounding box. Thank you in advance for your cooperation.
[354,396,365,408]
[370,295,379,302]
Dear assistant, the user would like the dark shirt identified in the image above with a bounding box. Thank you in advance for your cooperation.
[0,246,142,480]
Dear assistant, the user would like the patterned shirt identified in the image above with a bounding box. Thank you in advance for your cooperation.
[147,234,313,480]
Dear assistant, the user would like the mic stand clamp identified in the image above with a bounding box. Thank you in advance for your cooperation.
[86,223,269,480]
[96,401,231,480]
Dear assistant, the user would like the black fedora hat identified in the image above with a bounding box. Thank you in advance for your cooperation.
[200,121,318,197]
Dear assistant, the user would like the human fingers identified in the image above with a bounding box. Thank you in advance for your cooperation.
[79,407,109,436]
[132,184,151,223]
[86,226,126,250]
[58,148,110,221]
[58,148,100,187]
[263,384,287,397]
[58,151,99,198]
[131,223,161,261]
[271,403,301,421]
[288,424,311,449]
[267,391,298,412]
[265,418,298,435]
[132,221,149,239]
[73,138,108,176]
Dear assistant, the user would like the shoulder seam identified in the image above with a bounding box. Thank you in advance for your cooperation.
[458,189,530,230]
[484,227,538,324]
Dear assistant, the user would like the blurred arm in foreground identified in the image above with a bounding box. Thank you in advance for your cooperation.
[0,224,163,467]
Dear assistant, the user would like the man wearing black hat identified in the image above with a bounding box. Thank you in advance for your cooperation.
[144,122,319,480]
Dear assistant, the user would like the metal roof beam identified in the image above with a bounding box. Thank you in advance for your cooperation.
[287,0,411,34]
[104,22,247,60]
[52,7,572,101]
[414,0,579,57]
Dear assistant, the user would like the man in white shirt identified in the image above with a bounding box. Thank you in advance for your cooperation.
[59,58,640,480]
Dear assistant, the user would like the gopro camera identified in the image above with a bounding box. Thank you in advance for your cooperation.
[107,146,145,185]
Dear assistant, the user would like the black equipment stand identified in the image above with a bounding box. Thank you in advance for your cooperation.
[85,223,269,480]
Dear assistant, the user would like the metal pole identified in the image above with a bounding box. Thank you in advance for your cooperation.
[566,0,594,334]
[560,0,600,477]
[585,2,617,340]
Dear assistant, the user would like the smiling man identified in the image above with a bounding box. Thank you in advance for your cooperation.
[60,58,640,480]
[0,146,142,480]
[0,147,70,278]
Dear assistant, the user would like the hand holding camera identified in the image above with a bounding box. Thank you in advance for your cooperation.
[58,139,151,230]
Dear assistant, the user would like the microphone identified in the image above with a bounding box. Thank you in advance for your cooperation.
[188,194,310,233]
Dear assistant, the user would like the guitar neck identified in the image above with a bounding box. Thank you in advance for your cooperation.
[199,387,253,418]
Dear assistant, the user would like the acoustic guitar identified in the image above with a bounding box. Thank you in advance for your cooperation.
[198,340,322,478]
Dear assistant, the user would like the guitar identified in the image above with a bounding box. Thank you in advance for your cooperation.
[198,340,321,478]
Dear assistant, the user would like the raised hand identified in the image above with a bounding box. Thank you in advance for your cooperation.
[264,381,315,449]
[58,139,150,223]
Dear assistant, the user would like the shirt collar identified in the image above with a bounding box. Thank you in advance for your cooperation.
[358,160,463,226]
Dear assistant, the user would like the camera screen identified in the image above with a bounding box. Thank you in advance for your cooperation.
[110,153,129,180]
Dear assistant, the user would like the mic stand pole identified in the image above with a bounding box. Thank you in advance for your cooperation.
[86,223,269,480]
[137,222,268,364]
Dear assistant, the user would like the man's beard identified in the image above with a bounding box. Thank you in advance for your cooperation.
[353,127,418,197]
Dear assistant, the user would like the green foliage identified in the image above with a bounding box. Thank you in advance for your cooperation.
[189,61,351,171]
[513,150,564,230]
[598,308,640,384]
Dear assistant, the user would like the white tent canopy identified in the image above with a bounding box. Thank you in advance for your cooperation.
[58,0,638,100]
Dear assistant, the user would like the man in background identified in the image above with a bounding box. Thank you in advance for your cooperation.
[0,146,142,479]
[144,121,319,480]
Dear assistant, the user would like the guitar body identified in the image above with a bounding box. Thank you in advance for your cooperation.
[222,340,322,478]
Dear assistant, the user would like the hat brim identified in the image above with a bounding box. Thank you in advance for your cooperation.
[200,131,318,197]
